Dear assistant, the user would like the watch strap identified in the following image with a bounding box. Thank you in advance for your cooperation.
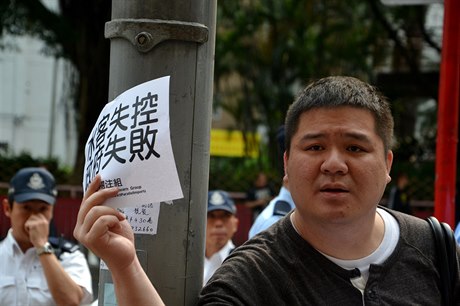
[36,242,55,256]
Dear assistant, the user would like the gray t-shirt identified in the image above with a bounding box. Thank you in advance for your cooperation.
[198,209,460,305]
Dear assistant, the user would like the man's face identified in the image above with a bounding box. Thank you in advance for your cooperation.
[284,106,392,226]
[206,210,238,251]
[2,199,53,245]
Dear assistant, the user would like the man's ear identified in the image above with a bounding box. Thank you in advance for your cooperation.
[283,151,289,185]
[2,198,12,218]
[233,217,239,232]
[385,150,393,184]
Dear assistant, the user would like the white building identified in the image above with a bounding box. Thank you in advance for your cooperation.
[0,34,77,167]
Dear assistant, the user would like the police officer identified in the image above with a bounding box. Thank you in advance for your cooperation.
[248,182,294,239]
[248,125,295,239]
[204,190,239,286]
[0,167,93,305]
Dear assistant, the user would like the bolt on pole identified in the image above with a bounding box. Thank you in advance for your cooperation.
[97,1,217,305]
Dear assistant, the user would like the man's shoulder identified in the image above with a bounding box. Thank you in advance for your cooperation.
[249,193,294,238]
[48,237,81,259]
[383,207,426,226]
[0,236,9,255]
[248,200,281,238]
[383,207,435,249]
[0,232,14,252]
[273,200,292,216]
[257,190,294,220]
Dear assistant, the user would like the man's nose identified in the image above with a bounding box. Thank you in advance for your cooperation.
[213,218,225,226]
[320,149,348,175]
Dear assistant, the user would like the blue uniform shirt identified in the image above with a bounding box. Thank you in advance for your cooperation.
[248,187,295,239]
[455,222,460,245]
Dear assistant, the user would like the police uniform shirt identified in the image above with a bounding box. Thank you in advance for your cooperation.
[203,240,235,286]
[455,222,460,245]
[0,230,93,306]
[248,186,295,239]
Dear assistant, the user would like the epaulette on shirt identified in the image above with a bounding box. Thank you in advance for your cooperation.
[273,200,292,216]
[48,236,80,259]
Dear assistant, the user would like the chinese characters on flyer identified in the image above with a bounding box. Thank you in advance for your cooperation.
[83,76,183,237]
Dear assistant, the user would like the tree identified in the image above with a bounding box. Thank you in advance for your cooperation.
[0,0,442,190]
[213,0,441,184]
[0,0,111,183]
[215,0,384,178]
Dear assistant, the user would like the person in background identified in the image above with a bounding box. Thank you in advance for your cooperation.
[0,167,93,306]
[248,179,294,239]
[454,185,460,247]
[245,171,276,220]
[386,172,412,215]
[249,125,295,239]
[204,190,239,286]
[73,76,460,305]
[455,222,460,245]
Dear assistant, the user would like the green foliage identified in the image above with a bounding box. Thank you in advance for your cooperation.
[214,0,392,176]
[0,152,72,189]
[213,0,440,198]
[209,155,280,193]
[0,0,441,199]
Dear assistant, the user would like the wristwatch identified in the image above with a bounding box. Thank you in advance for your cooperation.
[36,242,55,256]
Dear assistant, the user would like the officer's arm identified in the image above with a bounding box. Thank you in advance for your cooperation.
[38,250,84,306]
[27,212,85,306]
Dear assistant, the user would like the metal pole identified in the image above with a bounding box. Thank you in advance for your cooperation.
[434,0,460,227]
[48,58,58,158]
[98,1,216,305]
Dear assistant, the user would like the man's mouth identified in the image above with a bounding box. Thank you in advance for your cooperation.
[320,184,349,193]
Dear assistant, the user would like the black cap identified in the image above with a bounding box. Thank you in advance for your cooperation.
[8,167,57,205]
[207,190,236,215]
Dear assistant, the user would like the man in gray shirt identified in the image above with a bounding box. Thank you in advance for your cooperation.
[74,76,460,305]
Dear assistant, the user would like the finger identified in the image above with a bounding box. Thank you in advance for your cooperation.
[84,214,121,239]
[28,213,47,222]
[76,174,102,227]
[77,215,117,250]
[82,174,102,202]
[76,205,125,239]
[24,215,37,229]
[80,215,128,250]
[76,175,119,227]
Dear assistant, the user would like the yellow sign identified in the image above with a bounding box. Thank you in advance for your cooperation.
[210,129,260,158]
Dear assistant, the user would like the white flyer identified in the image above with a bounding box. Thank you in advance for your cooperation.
[117,203,161,235]
[82,76,183,209]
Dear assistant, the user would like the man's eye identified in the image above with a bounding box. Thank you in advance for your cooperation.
[307,145,323,151]
[348,146,363,153]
